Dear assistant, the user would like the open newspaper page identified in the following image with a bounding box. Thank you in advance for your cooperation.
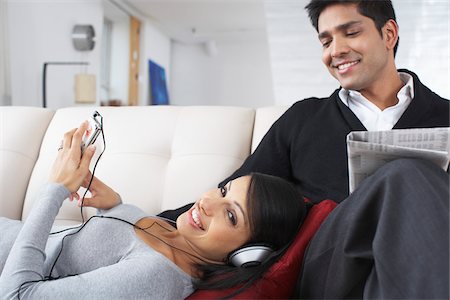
[347,127,450,193]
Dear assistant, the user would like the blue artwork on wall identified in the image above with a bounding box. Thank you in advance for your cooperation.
[148,60,169,105]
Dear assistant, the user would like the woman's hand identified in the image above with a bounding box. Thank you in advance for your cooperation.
[71,172,121,210]
[49,121,96,193]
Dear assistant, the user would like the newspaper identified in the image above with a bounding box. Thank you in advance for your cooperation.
[347,127,450,193]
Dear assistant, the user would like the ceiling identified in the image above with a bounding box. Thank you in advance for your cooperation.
[117,0,268,43]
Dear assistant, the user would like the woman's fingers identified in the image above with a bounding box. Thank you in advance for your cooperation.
[59,121,88,153]
[79,145,96,173]
[69,192,80,202]
[81,171,94,188]
[71,121,88,153]
[78,197,93,207]
[50,121,97,193]
[62,128,77,150]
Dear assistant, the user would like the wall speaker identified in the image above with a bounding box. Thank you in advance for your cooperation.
[72,25,95,51]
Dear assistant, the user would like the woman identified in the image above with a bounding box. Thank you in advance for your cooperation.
[0,121,306,299]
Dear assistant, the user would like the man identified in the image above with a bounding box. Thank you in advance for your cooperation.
[215,0,449,203]
[161,0,449,298]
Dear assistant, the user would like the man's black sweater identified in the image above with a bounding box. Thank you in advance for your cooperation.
[221,69,449,203]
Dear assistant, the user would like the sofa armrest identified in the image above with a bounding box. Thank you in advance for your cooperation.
[0,107,55,219]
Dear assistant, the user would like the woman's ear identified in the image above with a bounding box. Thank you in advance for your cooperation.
[382,19,399,52]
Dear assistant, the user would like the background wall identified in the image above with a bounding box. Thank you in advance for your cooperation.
[170,34,274,107]
[5,0,174,109]
[0,0,11,106]
[264,0,450,105]
[139,21,172,106]
[265,0,335,105]
[394,0,449,99]
[3,0,449,109]
[7,0,103,109]
[107,15,129,104]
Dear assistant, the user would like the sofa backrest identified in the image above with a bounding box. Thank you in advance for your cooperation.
[1,105,288,225]
[22,106,259,224]
[251,106,287,153]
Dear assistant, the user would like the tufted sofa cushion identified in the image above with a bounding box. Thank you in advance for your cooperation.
[18,106,257,225]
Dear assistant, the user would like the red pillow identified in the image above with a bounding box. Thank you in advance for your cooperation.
[187,199,337,299]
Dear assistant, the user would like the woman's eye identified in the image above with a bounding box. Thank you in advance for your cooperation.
[227,210,237,226]
[220,186,227,197]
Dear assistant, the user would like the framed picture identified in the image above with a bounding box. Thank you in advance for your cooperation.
[148,60,169,105]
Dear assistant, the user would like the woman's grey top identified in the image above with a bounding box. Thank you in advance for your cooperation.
[0,183,194,299]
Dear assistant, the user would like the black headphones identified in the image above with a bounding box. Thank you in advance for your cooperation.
[227,244,274,268]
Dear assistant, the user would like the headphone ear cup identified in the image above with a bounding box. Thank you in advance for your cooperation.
[228,244,274,268]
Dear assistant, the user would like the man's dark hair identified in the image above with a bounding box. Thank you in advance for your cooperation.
[305,0,399,56]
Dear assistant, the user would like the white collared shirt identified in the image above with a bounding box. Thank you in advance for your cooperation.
[338,72,414,131]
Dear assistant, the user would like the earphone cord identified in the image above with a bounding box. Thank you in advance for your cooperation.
[80,114,106,224]
[47,115,106,272]
[48,214,208,277]
[18,214,209,298]
[49,115,105,236]
[18,116,207,298]
[18,117,106,299]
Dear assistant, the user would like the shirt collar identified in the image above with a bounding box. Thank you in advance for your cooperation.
[339,71,414,107]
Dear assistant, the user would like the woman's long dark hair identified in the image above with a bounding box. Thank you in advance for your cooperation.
[193,173,307,297]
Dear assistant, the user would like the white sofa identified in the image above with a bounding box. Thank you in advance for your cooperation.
[0,105,287,225]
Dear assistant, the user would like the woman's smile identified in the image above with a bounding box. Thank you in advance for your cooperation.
[190,206,204,230]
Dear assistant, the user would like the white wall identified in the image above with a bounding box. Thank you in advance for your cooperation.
[6,0,172,108]
[9,1,445,109]
[170,34,274,107]
[139,21,172,106]
[394,0,450,99]
[264,0,336,106]
[8,0,103,109]
[108,18,129,104]
[0,0,11,106]
[265,0,450,105]
[6,0,275,109]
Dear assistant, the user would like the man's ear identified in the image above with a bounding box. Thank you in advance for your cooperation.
[382,19,399,51]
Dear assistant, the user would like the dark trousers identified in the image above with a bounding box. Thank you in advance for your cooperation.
[295,158,449,299]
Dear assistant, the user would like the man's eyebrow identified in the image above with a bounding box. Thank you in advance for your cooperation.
[318,20,362,40]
